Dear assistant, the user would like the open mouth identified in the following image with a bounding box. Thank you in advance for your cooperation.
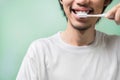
[71,7,94,16]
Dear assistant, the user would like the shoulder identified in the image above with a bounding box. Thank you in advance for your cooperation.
[97,31,120,59]
[96,31,120,49]
[27,32,60,56]
[97,31,120,42]
[24,33,59,63]
[30,32,59,49]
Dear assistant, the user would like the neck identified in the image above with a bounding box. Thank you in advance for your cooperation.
[61,25,96,46]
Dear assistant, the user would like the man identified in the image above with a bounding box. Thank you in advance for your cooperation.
[16,0,120,80]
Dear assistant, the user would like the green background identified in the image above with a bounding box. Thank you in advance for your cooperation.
[0,0,120,80]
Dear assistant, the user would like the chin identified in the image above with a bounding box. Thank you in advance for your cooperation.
[71,22,92,31]
[73,26,91,31]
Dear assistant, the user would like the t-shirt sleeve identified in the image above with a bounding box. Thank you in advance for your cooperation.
[117,37,120,62]
[116,36,120,80]
[16,41,48,80]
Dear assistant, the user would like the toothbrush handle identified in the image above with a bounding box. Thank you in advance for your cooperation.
[87,14,106,17]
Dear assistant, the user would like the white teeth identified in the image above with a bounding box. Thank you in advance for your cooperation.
[74,11,90,18]
[77,11,87,14]
[77,11,88,18]
[76,11,89,14]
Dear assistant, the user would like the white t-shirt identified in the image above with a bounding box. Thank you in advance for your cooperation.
[16,31,120,80]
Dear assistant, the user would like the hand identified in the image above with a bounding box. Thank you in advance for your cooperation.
[105,3,120,25]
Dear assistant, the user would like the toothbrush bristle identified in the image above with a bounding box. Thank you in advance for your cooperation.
[77,12,88,18]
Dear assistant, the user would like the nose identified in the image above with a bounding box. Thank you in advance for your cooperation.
[75,0,90,6]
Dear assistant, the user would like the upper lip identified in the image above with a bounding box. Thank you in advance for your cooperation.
[72,7,93,14]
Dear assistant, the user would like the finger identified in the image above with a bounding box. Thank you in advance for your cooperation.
[105,4,120,19]
[115,7,120,25]
[105,6,116,20]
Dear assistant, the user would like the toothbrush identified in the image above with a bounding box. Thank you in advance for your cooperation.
[77,12,106,18]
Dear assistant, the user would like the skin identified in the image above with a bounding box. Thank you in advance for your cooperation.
[106,3,120,25]
[59,0,120,46]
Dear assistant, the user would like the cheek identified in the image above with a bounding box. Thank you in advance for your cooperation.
[62,0,73,6]
[62,0,73,14]
[92,2,105,13]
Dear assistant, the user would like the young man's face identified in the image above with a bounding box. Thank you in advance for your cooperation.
[60,0,110,30]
